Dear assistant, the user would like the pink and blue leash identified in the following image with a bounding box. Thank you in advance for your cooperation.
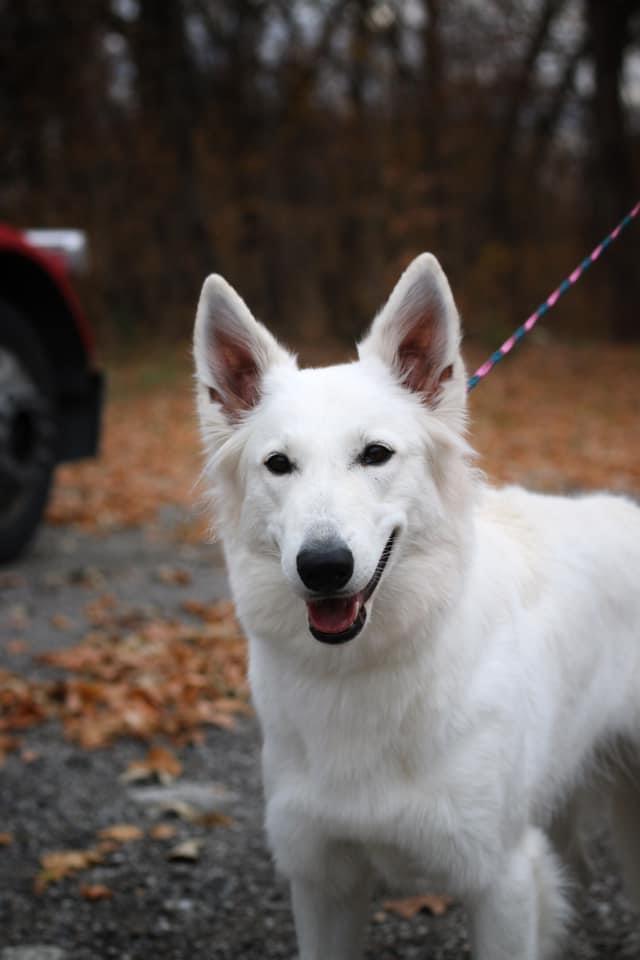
[467,200,640,392]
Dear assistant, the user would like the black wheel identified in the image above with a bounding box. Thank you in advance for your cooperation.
[0,300,57,563]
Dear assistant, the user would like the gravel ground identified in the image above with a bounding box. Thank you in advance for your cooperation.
[1,514,639,959]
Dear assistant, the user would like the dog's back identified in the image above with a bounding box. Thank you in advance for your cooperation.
[474,486,640,811]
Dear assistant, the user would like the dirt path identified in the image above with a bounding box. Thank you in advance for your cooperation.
[1,516,639,959]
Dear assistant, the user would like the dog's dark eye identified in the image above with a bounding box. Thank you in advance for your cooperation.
[265,453,294,475]
[359,443,395,467]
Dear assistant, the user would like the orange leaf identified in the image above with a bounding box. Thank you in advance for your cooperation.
[149,823,177,840]
[383,893,453,919]
[35,847,104,892]
[194,811,233,829]
[156,566,192,585]
[123,745,183,783]
[0,734,18,766]
[80,883,113,901]
[98,824,143,844]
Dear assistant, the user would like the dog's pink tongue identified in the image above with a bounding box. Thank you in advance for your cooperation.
[307,597,360,634]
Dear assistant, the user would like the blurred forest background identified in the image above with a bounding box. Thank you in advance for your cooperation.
[2,0,639,353]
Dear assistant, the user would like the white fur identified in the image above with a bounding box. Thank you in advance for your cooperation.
[193,254,640,959]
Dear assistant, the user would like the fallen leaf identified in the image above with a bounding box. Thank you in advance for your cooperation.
[122,745,183,784]
[194,811,233,829]
[149,823,177,840]
[80,883,113,901]
[168,838,204,862]
[35,848,104,892]
[182,599,235,622]
[96,839,119,856]
[181,599,209,618]
[83,594,118,626]
[383,894,454,919]
[0,734,19,766]
[98,824,144,844]
[155,566,191,586]
[0,833,13,846]
[20,749,39,763]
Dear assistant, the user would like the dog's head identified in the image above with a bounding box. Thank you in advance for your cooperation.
[194,255,474,649]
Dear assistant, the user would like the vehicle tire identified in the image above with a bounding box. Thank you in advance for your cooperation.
[0,299,57,563]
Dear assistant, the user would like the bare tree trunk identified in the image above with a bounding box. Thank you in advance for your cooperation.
[585,0,640,342]
[130,0,212,318]
[422,0,448,258]
[487,0,569,241]
[525,35,587,184]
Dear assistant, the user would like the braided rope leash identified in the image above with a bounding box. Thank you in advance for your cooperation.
[467,200,640,392]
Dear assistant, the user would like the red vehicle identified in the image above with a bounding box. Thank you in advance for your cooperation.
[0,225,103,562]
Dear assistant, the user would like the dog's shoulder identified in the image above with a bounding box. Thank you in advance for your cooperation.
[477,484,639,537]
[472,485,547,609]
[474,484,640,614]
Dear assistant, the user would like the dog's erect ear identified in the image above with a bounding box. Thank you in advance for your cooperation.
[357,254,464,409]
[193,275,292,421]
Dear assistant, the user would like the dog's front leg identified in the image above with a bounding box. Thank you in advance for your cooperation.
[469,828,569,960]
[291,872,373,960]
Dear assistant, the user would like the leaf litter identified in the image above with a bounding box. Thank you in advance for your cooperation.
[34,808,233,893]
[35,848,105,893]
[0,599,249,756]
[122,744,184,783]
[80,883,113,901]
[383,893,454,919]
[149,823,177,840]
[98,824,144,843]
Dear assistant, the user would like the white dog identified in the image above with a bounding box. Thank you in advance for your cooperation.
[193,254,640,959]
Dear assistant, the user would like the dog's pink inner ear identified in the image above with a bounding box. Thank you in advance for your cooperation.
[397,319,451,405]
[209,329,261,418]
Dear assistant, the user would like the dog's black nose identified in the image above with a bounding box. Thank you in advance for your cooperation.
[296,541,354,593]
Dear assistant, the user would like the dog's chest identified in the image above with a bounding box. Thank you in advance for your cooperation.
[260,656,432,794]
[265,724,486,894]
[258,658,500,894]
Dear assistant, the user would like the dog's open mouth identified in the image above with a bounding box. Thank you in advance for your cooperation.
[306,530,397,645]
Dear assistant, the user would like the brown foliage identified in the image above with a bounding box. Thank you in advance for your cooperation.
[383,893,454,919]
[469,342,640,494]
[123,745,183,783]
[1,599,249,750]
[47,381,201,532]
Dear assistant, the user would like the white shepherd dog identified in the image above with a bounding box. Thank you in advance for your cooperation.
[193,254,640,959]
